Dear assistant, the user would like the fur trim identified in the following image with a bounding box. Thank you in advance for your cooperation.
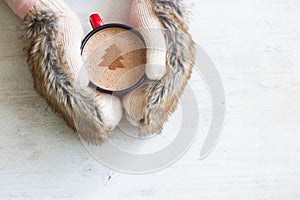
[139,0,195,135]
[24,9,111,144]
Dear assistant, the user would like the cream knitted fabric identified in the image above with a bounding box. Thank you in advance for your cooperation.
[95,92,123,128]
[129,0,167,80]
[124,0,167,126]
[122,86,146,126]
[34,0,84,80]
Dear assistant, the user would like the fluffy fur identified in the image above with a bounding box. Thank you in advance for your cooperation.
[24,10,111,144]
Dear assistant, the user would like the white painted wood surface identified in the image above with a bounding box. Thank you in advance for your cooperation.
[1,0,300,199]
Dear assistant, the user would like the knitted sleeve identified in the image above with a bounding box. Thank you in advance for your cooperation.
[4,0,38,19]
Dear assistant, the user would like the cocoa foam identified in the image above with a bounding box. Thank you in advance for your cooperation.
[82,27,146,93]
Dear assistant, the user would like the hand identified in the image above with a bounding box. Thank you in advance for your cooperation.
[129,0,167,80]
[123,0,195,136]
[123,0,167,134]
[5,0,123,144]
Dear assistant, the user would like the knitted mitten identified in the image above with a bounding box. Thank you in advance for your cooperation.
[5,0,123,144]
[122,85,146,127]
[123,0,167,128]
[129,0,167,80]
[124,0,195,135]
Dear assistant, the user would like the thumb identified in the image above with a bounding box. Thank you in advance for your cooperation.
[141,28,167,80]
[129,0,167,80]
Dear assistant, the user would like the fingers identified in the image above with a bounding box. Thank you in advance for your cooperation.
[57,10,84,79]
[142,28,167,80]
[122,86,146,126]
[95,93,123,129]
[129,0,167,80]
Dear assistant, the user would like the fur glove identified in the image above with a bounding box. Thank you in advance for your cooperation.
[123,0,195,135]
[5,0,123,144]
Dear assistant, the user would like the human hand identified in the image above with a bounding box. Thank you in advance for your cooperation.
[5,0,123,144]
[129,0,167,80]
[123,0,195,136]
[123,0,167,133]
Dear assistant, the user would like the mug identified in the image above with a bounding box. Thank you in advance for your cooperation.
[81,13,146,95]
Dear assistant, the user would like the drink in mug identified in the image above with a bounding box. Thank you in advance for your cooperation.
[81,13,146,95]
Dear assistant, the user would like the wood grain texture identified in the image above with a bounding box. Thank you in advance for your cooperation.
[1,0,300,199]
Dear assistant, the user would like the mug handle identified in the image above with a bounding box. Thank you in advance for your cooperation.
[89,13,104,29]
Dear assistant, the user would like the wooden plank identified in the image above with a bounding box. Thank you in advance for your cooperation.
[0,0,300,199]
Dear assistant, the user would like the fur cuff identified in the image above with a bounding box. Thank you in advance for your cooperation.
[138,0,195,135]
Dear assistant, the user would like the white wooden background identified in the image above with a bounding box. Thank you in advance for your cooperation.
[1,0,300,199]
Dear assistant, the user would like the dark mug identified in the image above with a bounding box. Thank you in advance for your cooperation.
[81,13,146,95]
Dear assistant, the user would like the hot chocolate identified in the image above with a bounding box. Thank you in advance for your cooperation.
[81,26,146,94]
